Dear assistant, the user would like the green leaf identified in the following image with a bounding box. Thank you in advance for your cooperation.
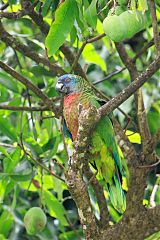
[44,190,68,226]
[147,111,160,134]
[0,146,11,159]
[0,210,13,237]
[45,0,77,56]
[145,231,160,240]
[0,118,17,141]
[0,234,7,240]
[82,43,106,71]
[84,0,97,29]
[126,130,141,144]
[42,0,52,16]
[0,171,34,182]
[138,0,148,12]
[0,179,9,203]
[0,72,19,93]
[8,0,17,7]
[59,230,83,240]
[3,147,21,173]
[70,26,77,45]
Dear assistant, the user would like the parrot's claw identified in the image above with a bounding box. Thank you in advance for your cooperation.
[68,156,72,166]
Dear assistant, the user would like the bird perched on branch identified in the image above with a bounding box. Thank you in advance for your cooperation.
[56,74,128,215]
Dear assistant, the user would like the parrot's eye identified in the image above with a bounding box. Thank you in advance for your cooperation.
[64,78,70,83]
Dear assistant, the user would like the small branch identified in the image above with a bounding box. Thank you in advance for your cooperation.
[60,44,87,79]
[95,38,154,85]
[0,61,61,116]
[18,124,65,182]
[94,67,125,85]
[149,0,160,55]
[0,9,26,19]
[0,105,50,111]
[0,21,65,76]
[97,0,113,15]
[115,42,152,158]
[98,56,160,117]
[21,145,65,182]
[0,0,38,18]
[0,2,9,11]
[71,41,86,71]
[132,39,154,63]
[71,34,106,71]
[0,142,15,148]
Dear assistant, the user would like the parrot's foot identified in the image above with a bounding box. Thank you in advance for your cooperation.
[68,156,72,166]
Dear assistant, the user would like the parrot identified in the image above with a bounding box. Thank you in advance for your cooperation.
[56,74,128,215]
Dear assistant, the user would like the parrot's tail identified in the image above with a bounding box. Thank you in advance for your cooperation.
[107,170,127,215]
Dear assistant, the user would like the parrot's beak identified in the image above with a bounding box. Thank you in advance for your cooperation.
[56,82,68,94]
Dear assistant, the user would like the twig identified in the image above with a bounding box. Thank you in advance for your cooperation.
[90,82,134,125]
[0,2,9,10]
[18,138,65,182]
[98,56,160,117]
[0,61,61,116]
[0,104,50,111]
[94,67,126,85]
[0,0,38,18]
[94,39,154,85]
[115,42,152,157]
[71,41,87,71]
[97,0,113,15]
[71,34,106,72]
[132,39,154,62]
[0,21,65,76]
[0,142,16,148]
[149,0,160,55]
[51,158,65,170]
[138,159,160,169]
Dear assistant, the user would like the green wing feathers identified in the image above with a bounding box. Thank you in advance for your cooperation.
[90,115,128,214]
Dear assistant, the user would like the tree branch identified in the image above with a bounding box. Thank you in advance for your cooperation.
[0,0,38,18]
[71,33,106,71]
[0,2,9,11]
[98,56,160,118]
[101,205,160,240]
[0,104,50,112]
[0,21,65,76]
[115,42,152,160]
[94,38,154,85]
[149,0,160,55]
[0,61,61,116]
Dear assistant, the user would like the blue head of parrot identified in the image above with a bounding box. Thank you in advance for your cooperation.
[56,74,80,95]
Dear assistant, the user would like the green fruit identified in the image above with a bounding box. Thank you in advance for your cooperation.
[103,15,127,42]
[120,10,147,39]
[108,6,127,16]
[117,0,128,5]
[24,207,47,235]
